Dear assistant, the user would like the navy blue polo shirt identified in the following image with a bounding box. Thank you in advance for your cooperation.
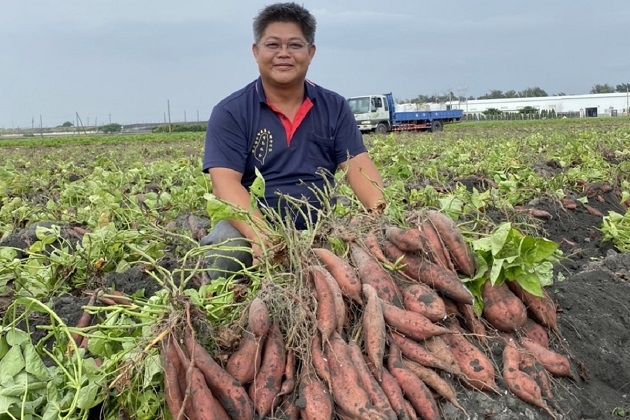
[203,77,366,229]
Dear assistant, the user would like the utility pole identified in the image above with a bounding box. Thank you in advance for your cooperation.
[184,110,187,123]
[167,99,172,133]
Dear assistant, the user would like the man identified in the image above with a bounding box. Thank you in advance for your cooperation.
[201,2,384,280]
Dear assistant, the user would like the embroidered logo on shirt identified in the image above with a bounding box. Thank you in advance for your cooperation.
[252,128,273,165]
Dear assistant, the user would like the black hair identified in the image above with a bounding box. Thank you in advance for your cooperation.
[253,2,316,44]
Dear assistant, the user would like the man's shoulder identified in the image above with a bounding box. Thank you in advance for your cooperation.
[307,80,346,103]
[216,79,259,110]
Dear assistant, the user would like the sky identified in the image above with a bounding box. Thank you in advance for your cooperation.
[1,0,629,129]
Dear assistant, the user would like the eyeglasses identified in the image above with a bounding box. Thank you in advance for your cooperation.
[259,41,310,53]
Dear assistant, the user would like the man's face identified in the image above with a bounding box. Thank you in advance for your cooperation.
[252,22,316,88]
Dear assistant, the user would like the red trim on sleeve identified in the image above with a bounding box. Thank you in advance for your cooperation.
[267,97,314,146]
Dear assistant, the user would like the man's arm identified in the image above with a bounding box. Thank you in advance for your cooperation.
[208,167,272,262]
[340,152,385,212]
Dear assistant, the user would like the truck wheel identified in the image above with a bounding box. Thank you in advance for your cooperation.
[431,120,443,132]
[375,123,388,134]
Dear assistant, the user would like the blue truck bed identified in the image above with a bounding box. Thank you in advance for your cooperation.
[393,109,464,122]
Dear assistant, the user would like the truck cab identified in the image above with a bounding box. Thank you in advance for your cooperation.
[347,94,394,134]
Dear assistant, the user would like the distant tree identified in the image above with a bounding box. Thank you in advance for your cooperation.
[616,83,630,93]
[483,108,503,116]
[518,106,539,115]
[478,90,505,100]
[412,94,432,103]
[554,92,567,96]
[61,121,73,127]
[590,84,615,94]
[519,87,548,98]
[504,90,519,98]
[101,123,122,134]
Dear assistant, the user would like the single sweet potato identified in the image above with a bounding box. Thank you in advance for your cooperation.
[312,247,363,304]
[402,283,447,322]
[226,330,265,385]
[441,324,499,393]
[350,242,404,308]
[425,210,476,277]
[248,322,286,417]
[482,280,527,332]
[519,337,575,379]
[381,300,452,341]
[362,284,386,380]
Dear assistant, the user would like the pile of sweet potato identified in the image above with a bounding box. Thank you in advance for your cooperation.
[160,210,574,419]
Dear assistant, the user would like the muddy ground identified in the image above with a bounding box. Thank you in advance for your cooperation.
[2,185,630,420]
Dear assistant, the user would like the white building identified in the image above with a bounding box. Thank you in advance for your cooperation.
[447,92,630,117]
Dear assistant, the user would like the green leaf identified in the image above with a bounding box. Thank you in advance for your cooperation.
[76,382,100,409]
[0,394,21,414]
[0,346,25,378]
[514,276,543,297]
[5,329,29,347]
[520,236,559,264]
[23,342,50,379]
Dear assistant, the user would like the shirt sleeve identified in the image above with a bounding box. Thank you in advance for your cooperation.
[202,103,249,173]
[334,97,368,164]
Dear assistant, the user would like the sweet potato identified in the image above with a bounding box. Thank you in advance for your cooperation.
[402,358,468,417]
[425,210,476,277]
[248,322,286,417]
[362,284,386,380]
[312,247,363,304]
[381,240,473,305]
[385,225,425,252]
[418,221,455,272]
[188,366,231,420]
[296,372,334,420]
[183,330,254,420]
[363,229,390,265]
[441,324,499,393]
[350,242,404,308]
[316,264,347,334]
[520,353,554,400]
[388,342,441,420]
[70,293,97,347]
[521,318,550,349]
[402,283,447,322]
[160,337,184,420]
[503,338,555,418]
[481,280,527,332]
[367,363,414,420]
[519,337,575,379]
[424,336,462,377]
[248,297,271,338]
[277,349,296,398]
[309,266,338,341]
[507,280,558,332]
[381,300,452,341]
[456,302,487,340]
[388,331,461,376]
[279,395,300,420]
[347,341,397,420]
[173,335,230,420]
[325,332,375,417]
[226,330,265,385]
[310,334,330,386]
